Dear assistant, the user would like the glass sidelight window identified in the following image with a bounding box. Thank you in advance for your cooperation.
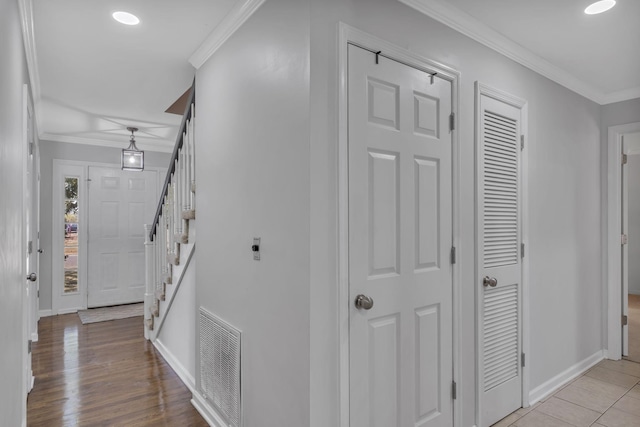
[64,176,79,293]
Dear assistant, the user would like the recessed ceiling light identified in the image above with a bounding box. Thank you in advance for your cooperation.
[112,11,140,26]
[584,0,616,15]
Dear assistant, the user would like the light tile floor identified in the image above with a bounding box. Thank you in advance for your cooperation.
[492,359,640,427]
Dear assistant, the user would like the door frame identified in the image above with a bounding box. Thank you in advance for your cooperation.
[52,160,166,314]
[607,122,640,360]
[337,23,461,427]
[474,82,529,425]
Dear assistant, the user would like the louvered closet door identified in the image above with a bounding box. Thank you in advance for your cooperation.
[478,95,523,427]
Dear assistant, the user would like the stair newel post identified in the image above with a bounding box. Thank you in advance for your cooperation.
[143,224,155,340]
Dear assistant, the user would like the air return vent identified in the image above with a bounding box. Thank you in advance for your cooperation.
[199,307,241,427]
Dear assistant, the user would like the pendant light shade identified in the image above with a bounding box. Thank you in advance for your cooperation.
[122,127,144,171]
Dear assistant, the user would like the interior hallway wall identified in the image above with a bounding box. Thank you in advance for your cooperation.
[600,98,640,348]
[626,133,640,294]
[38,140,170,313]
[0,0,31,424]
[194,0,311,425]
[310,1,601,425]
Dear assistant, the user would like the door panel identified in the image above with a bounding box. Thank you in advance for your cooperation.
[348,44,453,427]
[88,167,157,307]
[478,94,523,427]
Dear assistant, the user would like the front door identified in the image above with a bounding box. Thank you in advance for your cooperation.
[87,166,157,307]
[477,91,524,427]
[348,44,454,427]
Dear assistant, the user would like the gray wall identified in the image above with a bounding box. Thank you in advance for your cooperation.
[626,133,640,294]
[309,2,601,425]
[38,140,170,312]
[0,0,31,424]
[195,0,311,425]
[191,1,634,425]
[600,98,640,347]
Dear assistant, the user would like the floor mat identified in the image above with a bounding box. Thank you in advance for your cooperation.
[77,303,144,324]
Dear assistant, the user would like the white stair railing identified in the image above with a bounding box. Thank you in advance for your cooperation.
[145,84,196,339]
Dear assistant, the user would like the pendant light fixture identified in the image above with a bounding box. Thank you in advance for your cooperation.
[122,127,144,171]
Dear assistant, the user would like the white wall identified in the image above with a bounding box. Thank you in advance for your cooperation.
[156,257,197,389]
[38,140,170,313]
[600,98,640,348]
[193,1,624,426]
[626,133,640,294]
[309,1,602,425]
[0,0,30,424]
[194,0,310,426]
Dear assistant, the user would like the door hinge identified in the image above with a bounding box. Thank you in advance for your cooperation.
[520,135,525,150]
[521,243,525,258]
[522,352,525,367]
[28,240,33,255]
[623,154,628,165]
[29,142,34,156]
[449,112,455,131]
[450,246,456,264]
[37,290,39,298]
[452,381,457,400]
[622,234,628,245]
[623,315,628,326]
[28,340,32,353]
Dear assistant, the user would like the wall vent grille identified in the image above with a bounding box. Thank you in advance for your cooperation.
[199,307,241,427]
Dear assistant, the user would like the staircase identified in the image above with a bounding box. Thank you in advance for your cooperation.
[144,84,196,341]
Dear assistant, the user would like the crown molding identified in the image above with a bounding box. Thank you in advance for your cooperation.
[18,0,43,123]
[600,86,640,106]
[397,0,636,105]
[189,0,267,69]
[40,133,174,153]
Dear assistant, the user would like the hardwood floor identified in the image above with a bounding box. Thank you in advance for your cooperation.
[28,314,207,427]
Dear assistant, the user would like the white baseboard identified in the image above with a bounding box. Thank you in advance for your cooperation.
[38,309,52,318]
[31,332,38,342]
[529,350,604,405]
[57,308,78,315]
[153,338,196,393]
[191,391,229,427]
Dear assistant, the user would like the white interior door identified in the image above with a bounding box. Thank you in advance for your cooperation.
[87,166,157,307]
[23,85,35,394]
[348,44,454,427]
[477,92,524,427]
[622,139,629,356]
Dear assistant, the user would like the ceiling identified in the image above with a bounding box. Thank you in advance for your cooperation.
[30,0,236,152]
[25,0,640,152]
[402,0,640,104]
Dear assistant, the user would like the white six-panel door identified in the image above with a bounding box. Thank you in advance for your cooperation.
[87,166,157,307]
[477,90,525,427]
[348,44,453,427]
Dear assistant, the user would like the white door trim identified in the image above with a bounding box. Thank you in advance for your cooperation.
[51,159,165,314]
[337,22,461,427]
[474,82,529,425]
[607,122,640,360]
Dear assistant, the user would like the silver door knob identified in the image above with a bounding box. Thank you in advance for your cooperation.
[27,273,37,282]
[483,276,497,287]
[354,294,374,310]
